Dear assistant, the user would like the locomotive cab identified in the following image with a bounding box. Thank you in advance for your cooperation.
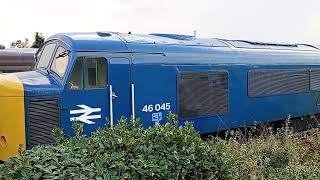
[0,33,132,160]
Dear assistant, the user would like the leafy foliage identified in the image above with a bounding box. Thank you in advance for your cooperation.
[31,32,45,48]
[10,38,30,48]
[0,113,231,179]
[1,114,320,179]
[10,32,44,48]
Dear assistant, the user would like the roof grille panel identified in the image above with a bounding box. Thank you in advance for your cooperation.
[117,33,228,47]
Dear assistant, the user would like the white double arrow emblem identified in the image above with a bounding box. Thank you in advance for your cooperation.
[70,104,101,124]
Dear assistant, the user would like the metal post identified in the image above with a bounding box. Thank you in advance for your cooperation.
[109,85,113,127]
[131,84,135,123]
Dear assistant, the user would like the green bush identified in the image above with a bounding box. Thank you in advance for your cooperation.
[2,114,320,180]
[0,114,231,179]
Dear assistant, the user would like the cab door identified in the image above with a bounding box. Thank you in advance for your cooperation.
[60,55,109,136]
[108,57,132,122]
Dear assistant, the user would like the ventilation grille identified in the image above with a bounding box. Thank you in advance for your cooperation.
[28,99,59,148]
[248,70,310,97]
[311,70,320,91]
[178,71,228,118]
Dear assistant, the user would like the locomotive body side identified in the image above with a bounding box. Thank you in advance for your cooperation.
[131,47,320,134]
[1,31,320,160]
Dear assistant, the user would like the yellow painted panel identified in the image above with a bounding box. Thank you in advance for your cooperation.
[0,74,24,97]
[0,74,25,161]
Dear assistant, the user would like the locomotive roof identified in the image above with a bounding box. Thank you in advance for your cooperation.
[49,31,320,53]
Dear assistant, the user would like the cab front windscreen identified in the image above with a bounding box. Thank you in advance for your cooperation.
[36,43,70,78]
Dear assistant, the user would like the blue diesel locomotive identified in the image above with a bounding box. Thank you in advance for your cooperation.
[1,32,320,160]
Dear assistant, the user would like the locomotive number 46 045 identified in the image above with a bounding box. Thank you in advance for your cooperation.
[142,103,171,112]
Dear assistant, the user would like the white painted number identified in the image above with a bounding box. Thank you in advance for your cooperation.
[142,105,153,112]
[142,103,171,112]
[148,105,153,112]
[155,104,161,111]
[166,103,170,110]
[142,105,148,112]
[161,103,166,110]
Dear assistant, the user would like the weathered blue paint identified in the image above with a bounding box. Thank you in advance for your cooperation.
[15,71,62,97]
[14,32,320,138]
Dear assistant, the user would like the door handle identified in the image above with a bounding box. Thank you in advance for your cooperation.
[112,91,118,99]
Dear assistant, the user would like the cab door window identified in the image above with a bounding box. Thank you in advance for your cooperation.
[50,46,69,78]
[67,56,107,90]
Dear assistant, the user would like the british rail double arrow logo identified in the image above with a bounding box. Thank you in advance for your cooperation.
[70,104,101,124]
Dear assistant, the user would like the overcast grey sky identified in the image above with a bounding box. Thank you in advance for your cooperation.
[1,0,319,46]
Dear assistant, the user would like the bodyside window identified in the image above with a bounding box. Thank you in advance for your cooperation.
[36,43,56,69]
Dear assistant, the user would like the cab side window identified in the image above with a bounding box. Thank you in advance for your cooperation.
[51,46,69,78]
[68,59,83,90]
[84,57,107,89]
[67,57,107,90]
[36,43,56,69]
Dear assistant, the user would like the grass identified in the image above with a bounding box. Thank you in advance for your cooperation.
[219,119,320,179]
